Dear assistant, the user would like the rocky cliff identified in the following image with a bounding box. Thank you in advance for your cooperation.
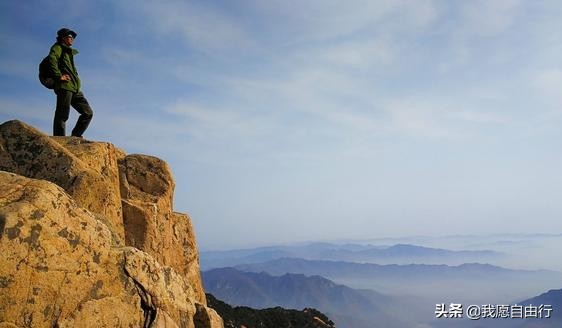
[0,120,223,328]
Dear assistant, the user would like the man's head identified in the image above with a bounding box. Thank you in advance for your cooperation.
[56,28,77,46]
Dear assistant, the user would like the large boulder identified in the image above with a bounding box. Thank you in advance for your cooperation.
[0,119,222,328]
[0,120,207,305]
[0,120,124,241]
[0,172,143,327]
[120,155,206,304]
[0,171,222,328]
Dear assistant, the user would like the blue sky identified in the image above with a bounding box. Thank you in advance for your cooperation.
[1,1,562,250]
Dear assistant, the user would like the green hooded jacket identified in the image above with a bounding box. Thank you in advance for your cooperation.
[48,42,81,92]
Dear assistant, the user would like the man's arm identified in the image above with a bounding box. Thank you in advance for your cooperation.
[47,45,70,81]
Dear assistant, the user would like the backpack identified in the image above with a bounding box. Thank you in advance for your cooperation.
[38,56,56,89]
[39,52,65,89]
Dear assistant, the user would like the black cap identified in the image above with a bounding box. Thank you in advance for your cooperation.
[57,28,77,39]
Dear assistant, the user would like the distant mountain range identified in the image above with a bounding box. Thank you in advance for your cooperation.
[517,289,562,328]
[205,267,562,328]
[201,242,502,270]
[206,293,336,328]
[234,258,562,305]
[203,267,424,328]
[202,239,562,327]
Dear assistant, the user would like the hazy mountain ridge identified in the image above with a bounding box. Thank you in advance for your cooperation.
[203,267,562,328]
[520,288,562,310]
[517,289,562,328]
[200,237,562,327]
[203,267,421,328]
[201,242,502,270]
[234,258,562,305]
[235,257,559,278]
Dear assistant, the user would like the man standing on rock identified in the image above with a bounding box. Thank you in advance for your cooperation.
[48,27,93,137]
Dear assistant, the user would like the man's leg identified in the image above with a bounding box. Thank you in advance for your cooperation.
[53,89,72,136]
[70,91,93,137]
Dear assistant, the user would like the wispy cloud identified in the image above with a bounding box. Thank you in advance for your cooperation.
[458,0,522,37]
[532,69,562,107]
[453,110,511,125]
[127,1,258,57]
[165,100,275,141]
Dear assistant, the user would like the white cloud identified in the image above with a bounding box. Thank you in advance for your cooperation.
[533,69,562,101]
[129,1,258,56]
[382,99,463,139]
[165,100,275,141]
[26,1,549,153]
[248,0,437,42]
[459,0,522,37]
[101,47,146,65]
[307,37,397,72]
[453,110,511,124]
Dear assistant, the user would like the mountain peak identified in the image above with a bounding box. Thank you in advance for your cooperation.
[0,120,222,327]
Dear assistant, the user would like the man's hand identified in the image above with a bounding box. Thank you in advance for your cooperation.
[61,74,71,81]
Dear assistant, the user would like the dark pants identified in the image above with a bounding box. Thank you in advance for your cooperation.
[53,90,93,137]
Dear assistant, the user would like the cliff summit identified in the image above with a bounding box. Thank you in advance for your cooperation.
[0,120,223,328]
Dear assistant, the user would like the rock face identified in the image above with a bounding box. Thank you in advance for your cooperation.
[120,155,206,304]
[0,120,222,328]
[0,121,125,241]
